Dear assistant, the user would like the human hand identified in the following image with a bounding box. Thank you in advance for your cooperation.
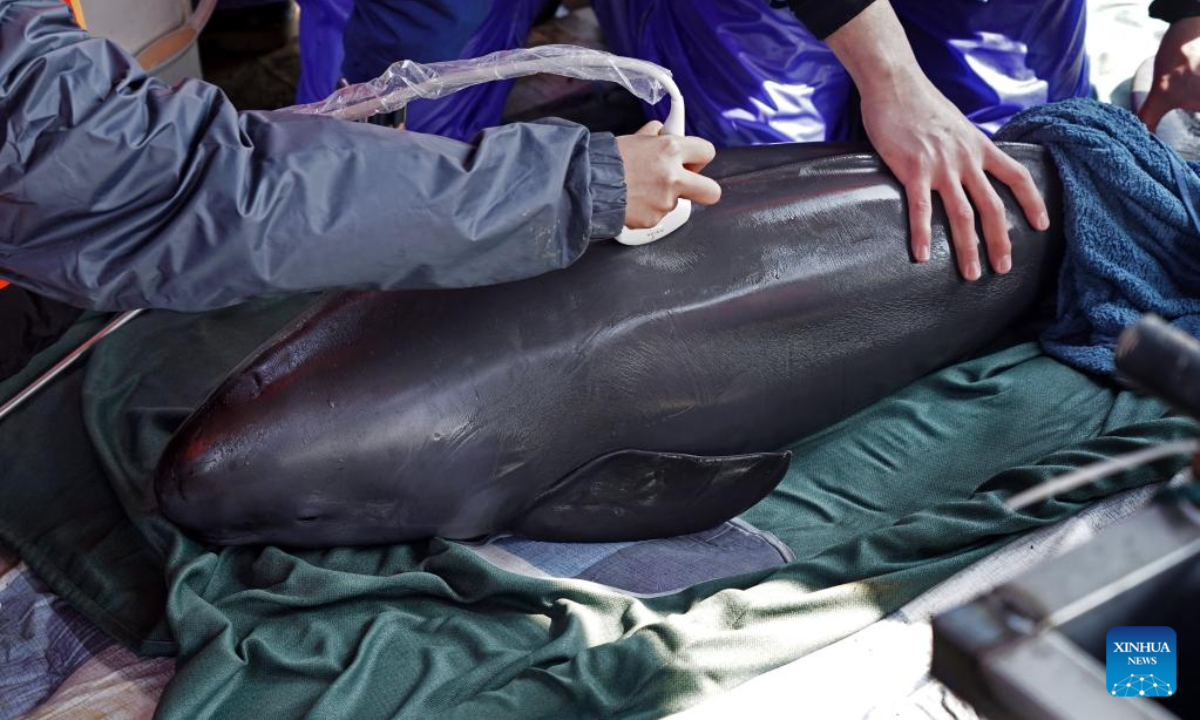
[616,121,721,230]
[1137,18,1200,133]
[859,75,1050,280]
[826,0,1049,281]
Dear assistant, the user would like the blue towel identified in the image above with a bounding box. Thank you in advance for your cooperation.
[996,99,1200,374]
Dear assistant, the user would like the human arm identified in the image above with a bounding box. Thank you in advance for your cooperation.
[786,0,1049,280]
[0,0,715,311]
[1137,2,1200,132]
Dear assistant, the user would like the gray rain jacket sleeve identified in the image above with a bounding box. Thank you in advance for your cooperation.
[0,0,627,311]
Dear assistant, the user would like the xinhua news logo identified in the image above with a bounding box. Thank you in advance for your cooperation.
[1107,626,1177,698]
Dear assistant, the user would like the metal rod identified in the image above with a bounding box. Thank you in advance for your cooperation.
[1005,439,1198,511]
[0,309,145,423]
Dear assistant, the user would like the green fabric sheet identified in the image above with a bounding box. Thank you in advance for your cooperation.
[0,300,1194,719]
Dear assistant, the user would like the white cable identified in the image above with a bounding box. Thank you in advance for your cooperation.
[291,46,691,246]
[0,309,145,424]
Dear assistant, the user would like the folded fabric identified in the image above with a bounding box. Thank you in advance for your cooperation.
[460,519,794,597]
[996,98,1200,374]
[1,296,1196,719]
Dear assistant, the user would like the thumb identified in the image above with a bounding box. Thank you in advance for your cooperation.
[1138,87,1172,133]
[635,120,664,136]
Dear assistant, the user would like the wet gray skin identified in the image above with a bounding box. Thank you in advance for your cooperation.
[156,142,1063,548]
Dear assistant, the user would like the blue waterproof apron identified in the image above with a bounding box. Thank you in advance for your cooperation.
[293,0,546,139]
[298,0,1091,145]
[400,0,551,138]
[593,0,1091,145]
[293,0,354,106]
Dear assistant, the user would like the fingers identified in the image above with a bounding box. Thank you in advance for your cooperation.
[677,136,717,171]
[635,120,665,136]
[624,194,671,229]
[624,210,661,230]
[676,171,722,206]
[627,170,721,229]
[905,178,933,263]
[986,147,1049,232]
[903,147,1043,280]
[615,126,722,230]
[940,183,982,282]
[656,135,721,206]
[1137,86,1171,134]
[964,170,1012,274]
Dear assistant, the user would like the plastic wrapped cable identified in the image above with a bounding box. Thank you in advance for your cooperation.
[289,42,688,247]
[287,44,676,125]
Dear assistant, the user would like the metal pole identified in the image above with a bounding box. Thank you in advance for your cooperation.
[0,309,145,423]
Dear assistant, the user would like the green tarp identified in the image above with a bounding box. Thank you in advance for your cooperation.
[0,299,1193,718]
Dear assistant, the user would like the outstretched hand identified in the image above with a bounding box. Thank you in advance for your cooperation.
[860,74,1050,280]
[616,121,721,230]
[826,0,1049,280]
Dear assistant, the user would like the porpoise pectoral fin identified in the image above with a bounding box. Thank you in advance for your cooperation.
[511,449,792,542]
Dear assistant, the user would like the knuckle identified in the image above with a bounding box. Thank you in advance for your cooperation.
[1009,167,1035,189]
[956,242,979,258]
[910,197,933,213]
[655,190,676,212]
[986,223,1012,244]
[934,171,959,190]
[901,160,929,181]
[994,156,1030,181]
[912,154,935,174]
